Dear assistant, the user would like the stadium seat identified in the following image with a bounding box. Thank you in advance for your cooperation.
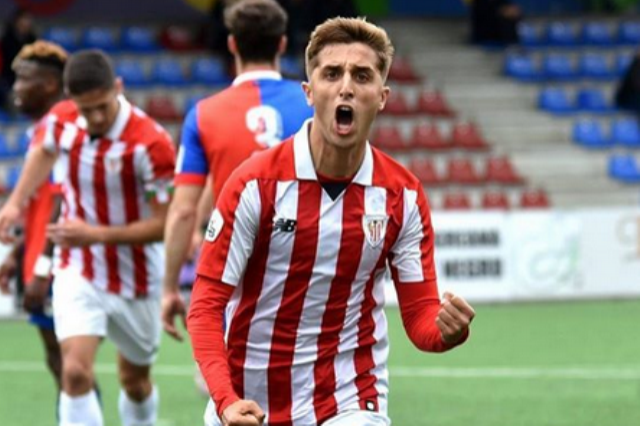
[416,90,456,118]
[582,22,614,46]
[445,158,483,185]
[191,57,229,86]
[611,118,640,148]
[152,59,188,86]
[543,54,578,81]
[576,88,612,113]
[43,27,78,52]
[121,26,160,53]
[546,22,579,47]
[443,192,472,210]
[369,124,406,151]
[382,91,413,116]
[17,131,30,153]
[481,190,510,210]
[145,96,181,122]
[485,156,525,185]
[5,166,22,191]
[608,154,640,183]
[450,122,490,150]
[388,57,420,82]
[580,53,614,80]
[159,25,199,51]
[518,22,546,47]
[615,53,633,77]
[519,188,550,208]
[618,21,640,45]
[408,123,451,150]
[572,118,612,149]
[183,94,207,115]
[0,134,21,159]
[116,60,151,88]
[538,87,576,114]
[280,56,303,79]
[81,27,119,52]
[504,54,542,82]
[409,158,442,186]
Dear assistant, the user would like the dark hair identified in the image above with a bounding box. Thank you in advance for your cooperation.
[224,0,287,63]
[12,40,68,76]
[63,49,115,96]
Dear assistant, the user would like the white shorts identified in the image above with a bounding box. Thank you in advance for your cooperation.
[203,399,390,426]
[52,267,161,366]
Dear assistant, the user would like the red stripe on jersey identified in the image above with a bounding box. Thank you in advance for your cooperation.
[313,185,366,423]
[267,182,322,426]
[94,140,120,293]
[54,122,71,268]
[68,135,93,280]
[121,148,148,297]
[227,179,277,397]
[354,189,404,411]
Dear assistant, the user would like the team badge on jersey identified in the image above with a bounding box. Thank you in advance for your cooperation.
[205,209,224,242]
[363,215,388,248]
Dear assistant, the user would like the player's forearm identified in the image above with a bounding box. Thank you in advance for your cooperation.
[42,195,63,257]
[7,147,57,208]
[188,275,239,416]
[95,217,165,245]
[163,204,198,292]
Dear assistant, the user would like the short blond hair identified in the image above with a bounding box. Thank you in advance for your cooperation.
[12,40,68,72]
[305,17,394,81]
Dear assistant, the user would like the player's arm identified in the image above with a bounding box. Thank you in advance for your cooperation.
[390,186,475,352]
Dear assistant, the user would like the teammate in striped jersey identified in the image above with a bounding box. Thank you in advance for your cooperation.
[188,17,476,426]
[0,49,175,426]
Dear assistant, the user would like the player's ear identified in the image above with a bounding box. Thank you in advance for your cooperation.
[227,35,238,56]
[302,81,313,107]
[114,77,124,95]
[379,85,390,111]
[277,35,287,56]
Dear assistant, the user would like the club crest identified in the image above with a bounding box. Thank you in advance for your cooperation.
[363,215,388,247]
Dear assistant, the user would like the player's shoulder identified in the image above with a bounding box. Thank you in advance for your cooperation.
[46,99,78,122]
[229,137,295,184]
[126,103,174,146]
[371,146,421,191]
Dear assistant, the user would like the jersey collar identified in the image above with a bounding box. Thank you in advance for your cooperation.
[232,70,282,86]
[293,119,374,186]
[76,95,131,141]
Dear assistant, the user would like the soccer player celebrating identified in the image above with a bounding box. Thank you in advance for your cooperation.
[0,49,175,426]
[162,0,313,341]
[188,17,476,426]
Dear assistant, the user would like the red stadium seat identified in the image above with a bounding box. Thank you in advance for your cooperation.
[443,191,472,210]
[445,158,483,185]
[481,190,510,210]
[416,90,456,118]
[485,156,525,185]
[519,188,550,208]
[145,96,181,122]
[159,25,199,51]
[450,122,490,150]
[369,124,406,151]
[409,158,442,186]
[408,122,452,150]
[382,91,413,116]
[388,57,421,82]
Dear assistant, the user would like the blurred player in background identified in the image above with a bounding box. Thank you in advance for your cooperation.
[0,49,176,426]
[162,0,313,349]
[0,39,67,408]
[188,17,475,426]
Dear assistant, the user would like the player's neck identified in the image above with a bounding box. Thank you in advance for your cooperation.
[308,122,365,179]
[236,60,279,76]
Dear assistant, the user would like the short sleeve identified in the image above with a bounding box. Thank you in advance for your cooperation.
[139,131,177,204]
[174,107,208,187]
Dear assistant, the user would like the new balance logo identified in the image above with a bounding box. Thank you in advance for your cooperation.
[274,218,297,233]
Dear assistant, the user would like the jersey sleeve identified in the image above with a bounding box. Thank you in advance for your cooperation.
[174,107,209,187]
[139,131,177,204]
[196,174,261,286]
[35,114,62,154]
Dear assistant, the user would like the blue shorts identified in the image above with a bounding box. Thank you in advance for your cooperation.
[27,285,54,331]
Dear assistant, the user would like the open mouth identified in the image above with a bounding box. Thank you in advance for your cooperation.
[335,105,354,135]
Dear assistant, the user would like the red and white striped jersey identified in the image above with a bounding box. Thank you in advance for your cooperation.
[197,121,438,424]
[42,98,176,299]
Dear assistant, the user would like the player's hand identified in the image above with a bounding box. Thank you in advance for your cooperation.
[221,400,265,426]
[0,203,21,243]
[436,291,475,344]
[47,219,100,248]
[0,253,17,294]
[162,290,187,341]
[23,276,51,313]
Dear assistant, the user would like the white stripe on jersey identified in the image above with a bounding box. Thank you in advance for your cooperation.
[391,188,423,283]
[371,269,390,415]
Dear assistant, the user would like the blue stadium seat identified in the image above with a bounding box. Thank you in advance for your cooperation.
[546,22,579,47]
[281,56,304,78]
[518,22,546,47]
[618,22,640,45]
[616,53,634,77]
[582,22,614,46]
[152,59,188,86]
[576,88,613,113]
[17,131,30,153]
[504,54,542,82]
[191,58,229,86]
[121,26,160,53]
[572,119,612,149]
[608,154,640,183]
[81,27,119,52]
[5,166,23,190]
[43,27,78,52]
[543,54,578,80]
[538,87,576,114]
[580,53,614,80]
[115,60,151,88]
[612,118,640,148]
[184,94,207,115]
[0,134,21,159]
